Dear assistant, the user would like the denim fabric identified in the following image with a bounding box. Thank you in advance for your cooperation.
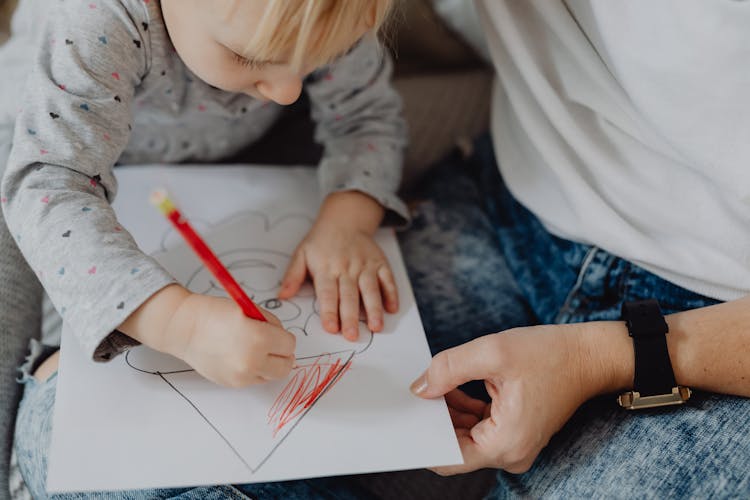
[398,134,750,498]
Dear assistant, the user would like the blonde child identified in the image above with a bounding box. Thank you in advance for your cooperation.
[1,0,405,496]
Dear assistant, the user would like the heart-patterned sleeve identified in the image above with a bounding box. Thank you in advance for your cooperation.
[0,0,176,362]
[305,37,409,226]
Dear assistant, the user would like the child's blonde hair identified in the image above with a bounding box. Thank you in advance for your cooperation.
[245,0,395,71]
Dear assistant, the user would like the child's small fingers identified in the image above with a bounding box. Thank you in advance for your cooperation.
[260,308,283,327]
[377,265,399,313]
[279,250,307,299]
[359,269,384,331]
[220,373,265,389]
[338,274,360,341]
[314,274,339,333]
[259,354,295,381]
[259,325,296,357]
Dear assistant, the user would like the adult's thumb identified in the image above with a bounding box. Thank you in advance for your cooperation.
[410,335,497,399]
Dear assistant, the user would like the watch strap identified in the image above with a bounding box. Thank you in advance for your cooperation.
[622,300,677,397]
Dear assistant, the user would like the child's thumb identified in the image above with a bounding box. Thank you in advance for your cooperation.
[279,250,307,299]
[261,308,283,327]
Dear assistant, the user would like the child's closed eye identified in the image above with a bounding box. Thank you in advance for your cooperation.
[233,53,269,70]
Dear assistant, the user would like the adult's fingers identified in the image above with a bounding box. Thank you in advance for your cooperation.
[430,428,492,476]
[278,250,307,299]
[359,268,384,332]
[445,389,487,419]
[410,335,501,399]
[448,407,481,430]
[338,274,360,340]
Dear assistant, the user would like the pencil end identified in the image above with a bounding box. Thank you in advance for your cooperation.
[150,188,175,215]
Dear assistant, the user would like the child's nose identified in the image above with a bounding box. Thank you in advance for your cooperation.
[255,77,303,106]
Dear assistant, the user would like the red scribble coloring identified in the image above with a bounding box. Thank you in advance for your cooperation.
[268,354,352,437]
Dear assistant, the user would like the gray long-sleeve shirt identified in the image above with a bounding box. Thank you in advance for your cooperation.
[1,0,407,362]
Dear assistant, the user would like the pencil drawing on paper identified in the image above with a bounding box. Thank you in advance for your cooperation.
[123,211,374,473]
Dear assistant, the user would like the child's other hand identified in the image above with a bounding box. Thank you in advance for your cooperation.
[278,192,398,340]
[167,293,296,388]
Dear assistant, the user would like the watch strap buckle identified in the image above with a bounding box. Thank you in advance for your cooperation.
[618,386,691,410]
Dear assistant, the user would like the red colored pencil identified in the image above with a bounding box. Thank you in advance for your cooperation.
[150,189,267,322]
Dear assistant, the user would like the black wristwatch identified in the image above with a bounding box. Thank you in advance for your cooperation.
[617,299,691,410]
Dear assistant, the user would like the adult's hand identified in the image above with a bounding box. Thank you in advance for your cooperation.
[410,323,633,474]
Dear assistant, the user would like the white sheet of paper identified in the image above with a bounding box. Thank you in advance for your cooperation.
[46,165,462,493]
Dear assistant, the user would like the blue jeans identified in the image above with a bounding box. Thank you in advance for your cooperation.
[15,134,750,498]
[398,135,750,498]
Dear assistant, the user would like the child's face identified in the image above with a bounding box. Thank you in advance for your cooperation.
[162,0,369,105]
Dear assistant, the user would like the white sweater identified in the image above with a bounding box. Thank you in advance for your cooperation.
[478,0,750,301]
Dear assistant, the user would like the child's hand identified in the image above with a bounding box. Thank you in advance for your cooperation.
[278,192,399,340]
[165,292,296,388]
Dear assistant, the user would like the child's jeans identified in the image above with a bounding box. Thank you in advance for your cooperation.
[14,134,750,498]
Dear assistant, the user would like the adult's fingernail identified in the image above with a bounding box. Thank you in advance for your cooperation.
[410,373,428,395]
